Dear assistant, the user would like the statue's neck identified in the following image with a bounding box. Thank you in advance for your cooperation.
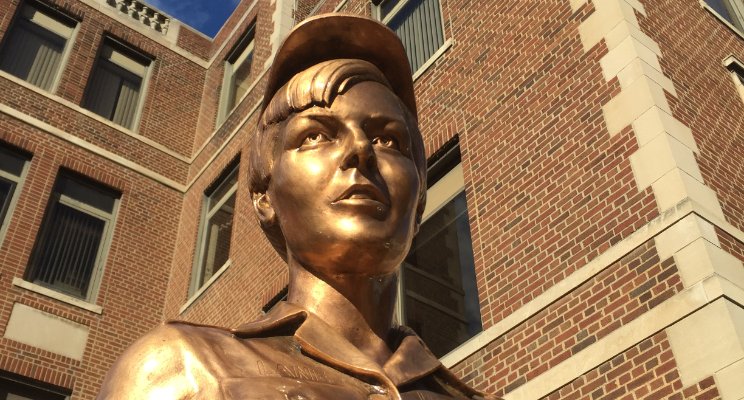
[286,259,398,367]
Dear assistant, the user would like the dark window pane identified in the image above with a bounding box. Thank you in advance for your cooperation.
[83,60,142,129]
[380,0,400,19]
[25,174,118,301]
[56,177,117,214]
[207,168,238,210]
[706,0,744,29]
[386,0,444,72]
[198,192,235,287]
[0,148,27,177]
[27,203,105,299]
[0,178,17,230]
[0,371,68,400]
[0,18,66,91]
[403,191,482,357]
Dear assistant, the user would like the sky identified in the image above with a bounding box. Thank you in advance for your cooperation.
[147,0,241,37]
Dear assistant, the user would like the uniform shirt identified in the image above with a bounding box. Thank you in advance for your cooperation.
[98,302,496,400]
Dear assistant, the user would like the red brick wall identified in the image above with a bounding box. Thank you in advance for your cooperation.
[450,240,683,396]
[543,333,721,400]
[0,115,181,398]
[0,0,742,398]
[0,0,206,160]
[639,0,744,232]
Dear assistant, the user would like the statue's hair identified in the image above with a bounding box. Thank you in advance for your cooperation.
[248,59,427,261]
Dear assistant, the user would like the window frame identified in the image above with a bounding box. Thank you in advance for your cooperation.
[0,369,71,400]
[724,55,744,103]
[218,23,256,123]
[394,145,483,358]
[82,37,153,132]
[373,0,448,77]
[24,172,120,304]
[0,0,79,93]
[702,0,744,34]
[0,146,31,247]
[189,164,239,296]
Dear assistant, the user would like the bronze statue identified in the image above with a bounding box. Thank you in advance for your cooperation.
[98,14,495,400]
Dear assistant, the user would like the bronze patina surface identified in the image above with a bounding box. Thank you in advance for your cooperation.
[98,13,496,400]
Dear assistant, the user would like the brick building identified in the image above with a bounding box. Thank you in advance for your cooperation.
[0,0,742,398]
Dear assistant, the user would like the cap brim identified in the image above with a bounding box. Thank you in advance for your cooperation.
[262,13,417,119]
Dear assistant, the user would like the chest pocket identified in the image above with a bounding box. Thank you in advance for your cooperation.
[221,377,374,400]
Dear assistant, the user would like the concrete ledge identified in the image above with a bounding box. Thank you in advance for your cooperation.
[0,105,187,192]
[179,259,232,314]
[442,199,697,367]
[12,278,102,314]
[505,280,711,400]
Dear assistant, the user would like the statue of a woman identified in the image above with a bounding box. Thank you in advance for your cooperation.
[98,14,495,400]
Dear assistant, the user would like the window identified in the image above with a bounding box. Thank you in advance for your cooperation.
[191,164,238,294]
[0,147,30,245]
[725,56,744,102]
[0,370,69,400]
[82,39,151,130]
[396,144,482,358]
[25,172,119,302]
[218,24,255,122]
[705,0,744,30]
[0,1,76,91]
[376,0,445,72]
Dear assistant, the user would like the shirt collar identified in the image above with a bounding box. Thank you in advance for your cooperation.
[231,301,441,387]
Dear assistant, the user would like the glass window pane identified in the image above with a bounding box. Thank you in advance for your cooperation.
[385,0,444,72]
[403,191,481,357]
[706,0,744,29]
[0,148,27,177]
[57,175,117,214]
[0,19,65,91]
[83,41,148,129]
[208,168,238,210]
[198,192,235,287]
[224,27,255,113]
[0,178,17,230]
[25,173,118,301]
[0,373,68,400]
[380,0,400,19]
[28,203,105,299]
[231,51,253,107]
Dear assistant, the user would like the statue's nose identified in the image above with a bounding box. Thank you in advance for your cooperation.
[341,129,377,173]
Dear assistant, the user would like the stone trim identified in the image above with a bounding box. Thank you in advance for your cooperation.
[0,104,187,192]
[443,198,744,368]
[570,1,742,397]
[178,259,232,314]
[0,71,190,162]
[576,0,725,221]
[12,278,103,314]
[504,276,742,400]
[265,0,295,69]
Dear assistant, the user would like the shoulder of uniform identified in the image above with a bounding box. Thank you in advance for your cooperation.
[165,319,235,335]
[97,322,227,399]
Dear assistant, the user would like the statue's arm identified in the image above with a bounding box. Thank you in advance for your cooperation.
[97,324,203,400]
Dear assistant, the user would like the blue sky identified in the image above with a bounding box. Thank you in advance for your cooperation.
[148,0,241,37]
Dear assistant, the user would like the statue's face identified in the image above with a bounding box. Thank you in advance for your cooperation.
[267,80,421,277]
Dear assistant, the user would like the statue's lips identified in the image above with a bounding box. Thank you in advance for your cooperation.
[332,184,389,207]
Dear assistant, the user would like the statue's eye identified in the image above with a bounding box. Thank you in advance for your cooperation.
[302,132,330,146]
[372,136,399,150]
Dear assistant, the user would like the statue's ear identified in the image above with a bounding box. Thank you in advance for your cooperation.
[252,192,276,227]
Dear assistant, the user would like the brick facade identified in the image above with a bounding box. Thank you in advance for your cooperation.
[0,0,742,398]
